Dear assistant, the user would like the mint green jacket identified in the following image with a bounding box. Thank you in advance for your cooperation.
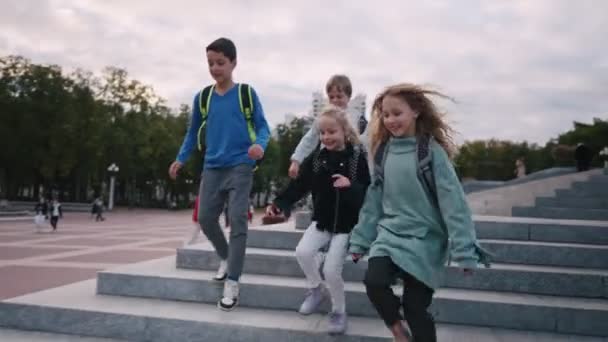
[349,137,490,289]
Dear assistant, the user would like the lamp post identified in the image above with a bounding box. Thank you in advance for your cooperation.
[107,163,119,210]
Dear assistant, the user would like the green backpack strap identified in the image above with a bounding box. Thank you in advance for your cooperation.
[197,84,256,152]
[238,83,256,143]
[197,85,214,151]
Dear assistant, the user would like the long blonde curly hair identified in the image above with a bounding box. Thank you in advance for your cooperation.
[369,83,456,159]
[318,105,361,146]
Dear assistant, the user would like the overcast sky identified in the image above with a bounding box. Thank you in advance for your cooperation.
[1,0,606,144]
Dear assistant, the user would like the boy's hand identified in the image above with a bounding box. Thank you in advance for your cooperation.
[351,253,363,263]
[169,161,183,180]
[248,144,264,160]
[288,161,300,179]
[332,174,351,188]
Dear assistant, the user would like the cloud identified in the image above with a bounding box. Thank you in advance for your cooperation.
[1,0,606,144]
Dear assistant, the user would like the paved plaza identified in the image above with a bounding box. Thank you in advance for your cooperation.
[0,208,258,301]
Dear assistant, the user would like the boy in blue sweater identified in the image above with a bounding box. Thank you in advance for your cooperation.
[169,37,270,311]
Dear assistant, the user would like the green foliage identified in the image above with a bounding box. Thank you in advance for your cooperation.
[2,54,605,204]
[454,118,607,180]
[0,55,193,205]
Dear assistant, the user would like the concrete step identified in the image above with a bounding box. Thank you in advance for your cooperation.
[250,218,608,248]
[513,206,608,221]
[0,328,124,341]
[536,196,608,210]
[572,182,608,196]
[589,174,608,181]
[245,227,608,269]
[0,279,389,341]
[9,206,91,213]
[0,216,35,222]
[175,245,608,297]
[95,257,608,337]
[556,188,608,199]
[481,239,608,268]
[3,280,605,342]
[0,210,28,217]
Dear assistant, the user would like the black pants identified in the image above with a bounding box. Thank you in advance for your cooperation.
[576,160,591,172]
[50,216,59,230]
[364,256,436,342]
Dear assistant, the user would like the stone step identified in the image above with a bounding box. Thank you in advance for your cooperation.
[245,226,608,268]
[175,245,608,297]
[0,216,35,222]
[0,328,123,341]
[477,218,608,245]
[0,210,29,217]
[250,218,608,248]
[572,182,608,196]
[0,279,388,341]
[513,206,608,221]
[95,257,608,337]
[588,175,608,183]
[536,196,608,210]
[3,280,605,342]
[556,188,608,199]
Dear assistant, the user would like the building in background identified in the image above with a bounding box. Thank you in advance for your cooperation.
[350,93,367,119]
[310,91,327,118]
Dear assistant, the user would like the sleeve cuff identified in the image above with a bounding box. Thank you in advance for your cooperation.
[349,245,367,254]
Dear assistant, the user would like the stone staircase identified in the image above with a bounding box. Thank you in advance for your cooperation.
[6,201,93,213]
[1,217,607,341]
[512,171,608,220]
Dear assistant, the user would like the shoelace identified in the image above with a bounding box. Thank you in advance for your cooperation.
[329,312,343,324]
[224,282,238,298]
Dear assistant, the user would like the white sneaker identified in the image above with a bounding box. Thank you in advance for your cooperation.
[184,226,201,246]
[218,279,239,311]
[213,260,228,281]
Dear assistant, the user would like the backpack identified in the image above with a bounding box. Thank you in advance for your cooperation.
[196,83,256,152]
[373,134,438,207]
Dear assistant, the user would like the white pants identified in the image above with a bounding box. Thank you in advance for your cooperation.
[34,215,46,231]
[184,223,201,246]
[295,223,349,314]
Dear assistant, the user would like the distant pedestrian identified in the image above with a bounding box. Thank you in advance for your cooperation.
[49,198,62,232]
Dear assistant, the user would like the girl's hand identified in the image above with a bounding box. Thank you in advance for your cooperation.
[351,253,363,263]
[332,174,351,188]
[288,161,300,179]
[265,204,281,217]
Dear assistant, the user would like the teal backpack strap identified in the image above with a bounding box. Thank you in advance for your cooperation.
[197,85,214,151]
[238,83,256,143]
[416,134,438,207]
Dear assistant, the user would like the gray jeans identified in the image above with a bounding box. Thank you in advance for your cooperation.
[198,164,254,281]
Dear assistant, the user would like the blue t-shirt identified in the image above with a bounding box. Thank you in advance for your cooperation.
[176,84,270,169]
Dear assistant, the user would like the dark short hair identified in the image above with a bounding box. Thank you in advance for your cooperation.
[326,74,352,98]
[206,38,237,62]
